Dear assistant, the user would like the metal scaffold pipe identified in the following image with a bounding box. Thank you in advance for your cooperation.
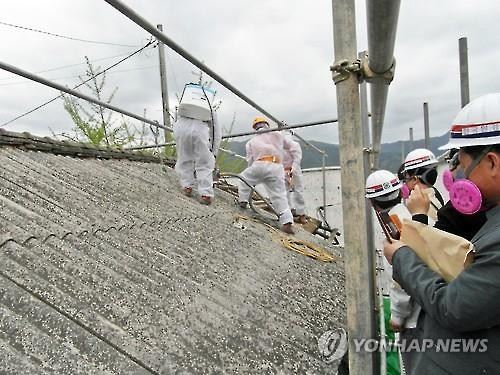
[366,0,401,167]
[409,126,414,150]
[126,142,176,151]
[157,24,172,136]
[332,0,376,373]
[103,0,284,127]
[224,118,338,139]
[0,60,169,131]
[423,102,430,149]
[369,84,389,166]
[218,147,246,160]
[459,37,470,108]
[125,118,336,152]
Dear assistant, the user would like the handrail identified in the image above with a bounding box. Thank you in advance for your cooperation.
[0,60,169,131]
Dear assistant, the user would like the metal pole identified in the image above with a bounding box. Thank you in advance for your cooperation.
[360,51,375,254]
[366,0,401,167]
[401,141,405,163]
[423,102,430,149]
[360,50,381,374]
[222,118,338,139]
[218,147,247,160]
[126,141,176,151]
[0,60,169,131]
[125,119,337,150]
[289,131,324,157]
[157,24,172,139]
[103,0,284,126]
[332,1,376,374]
[322,153,327,223]
[459,37,470,108]
[409,127,414,150]
[376,250,387,375]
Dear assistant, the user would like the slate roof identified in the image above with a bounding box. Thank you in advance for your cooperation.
[0,130,346,374]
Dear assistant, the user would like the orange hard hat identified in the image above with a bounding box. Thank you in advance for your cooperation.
[252,117,269,129]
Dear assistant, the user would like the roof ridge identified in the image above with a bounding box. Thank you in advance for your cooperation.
[0,128,175,165]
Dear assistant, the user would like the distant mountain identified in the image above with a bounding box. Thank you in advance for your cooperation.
[226,133,449,174]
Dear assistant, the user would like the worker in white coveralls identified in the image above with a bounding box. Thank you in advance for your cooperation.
[238,117,295,234]
[282,132,307,224]
[173,83,221,205]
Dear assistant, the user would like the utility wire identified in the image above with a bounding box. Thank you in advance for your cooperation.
[1,39,156,128]
[0,51,143,81]
[0,20,141,48]
[0,64,159,87]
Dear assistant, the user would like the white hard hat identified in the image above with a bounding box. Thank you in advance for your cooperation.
[403,148,438,171]
[365,170,402,199]
[439,93,500,150]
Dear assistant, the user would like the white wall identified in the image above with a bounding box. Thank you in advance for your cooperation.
[301,167,345,246]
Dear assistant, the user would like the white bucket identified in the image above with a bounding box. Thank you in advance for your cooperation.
[178,83,216,121]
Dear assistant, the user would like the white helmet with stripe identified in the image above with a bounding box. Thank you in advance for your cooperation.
[403,148,438,172]
[439,93,500,150]
[365,170,402,199]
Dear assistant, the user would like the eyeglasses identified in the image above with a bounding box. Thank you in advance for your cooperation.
[447,152,460,171]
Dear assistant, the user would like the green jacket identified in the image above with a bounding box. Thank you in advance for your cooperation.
[392,205,500,375]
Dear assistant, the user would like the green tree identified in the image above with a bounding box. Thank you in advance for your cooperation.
[216,112,246,173]
[61,57,144,147]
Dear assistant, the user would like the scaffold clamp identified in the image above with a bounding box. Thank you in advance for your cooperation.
[359,53,396,85]
[330,59,362,84]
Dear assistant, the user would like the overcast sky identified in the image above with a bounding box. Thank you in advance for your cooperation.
[1,1,499,146]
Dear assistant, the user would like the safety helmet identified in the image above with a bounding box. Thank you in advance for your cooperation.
[252,116,269,129]
[365,170,402,199]
[403,148,438,172]
[439,93,500,150]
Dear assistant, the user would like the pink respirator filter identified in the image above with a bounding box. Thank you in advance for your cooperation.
[442,169,482,215]
[401,184,410,199]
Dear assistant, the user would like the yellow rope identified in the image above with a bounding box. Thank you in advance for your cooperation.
[234,215,337,263]
[274,235,337,262]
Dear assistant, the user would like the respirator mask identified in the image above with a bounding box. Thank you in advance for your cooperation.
[401,168,438,199]
[442,147,491,215]
[254,123,270,132]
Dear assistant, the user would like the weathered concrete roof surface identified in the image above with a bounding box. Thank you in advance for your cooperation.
[0,138,346,374]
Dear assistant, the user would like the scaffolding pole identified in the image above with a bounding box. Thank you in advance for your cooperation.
[459,37,470,108]
[366,0,401,167]
[225,118,338,138]
[409,127,414,150]
[126,118,338,151]
[157,24,172,139]
[423,102,430,149]
[332,0,376,374]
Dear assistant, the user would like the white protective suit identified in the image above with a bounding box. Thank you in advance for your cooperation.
[238,130,294,225]
[282,134,306,216]
[173,115,221,197]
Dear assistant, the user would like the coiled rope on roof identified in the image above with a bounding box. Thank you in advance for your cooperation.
[234,215,336,263]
